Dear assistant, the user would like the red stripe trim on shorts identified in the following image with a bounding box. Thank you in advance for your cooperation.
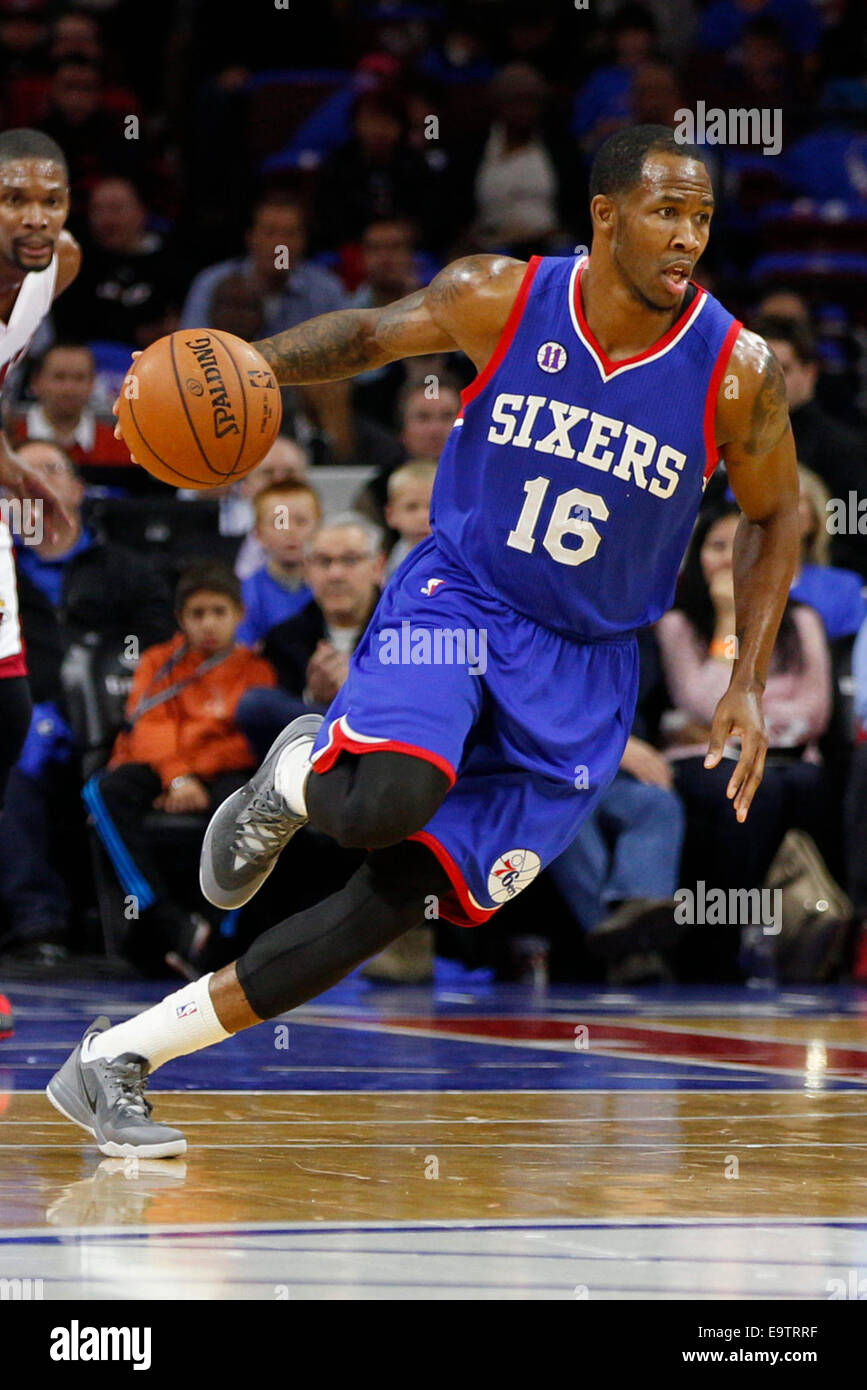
[408,829,498,928]
[310,715,457,787]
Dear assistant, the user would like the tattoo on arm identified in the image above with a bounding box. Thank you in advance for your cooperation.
[743,346,788,455]
[254,309,381,385]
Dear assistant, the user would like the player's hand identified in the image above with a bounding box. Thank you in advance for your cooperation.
[162,775,210,813]
[704,683,767,823]
[620,736,673,789]
[113,351,141,452]
[0,441,74,545]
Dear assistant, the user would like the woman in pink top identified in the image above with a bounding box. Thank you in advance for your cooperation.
[656,501,833,979]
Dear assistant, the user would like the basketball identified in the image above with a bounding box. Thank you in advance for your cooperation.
[116,329,283,489]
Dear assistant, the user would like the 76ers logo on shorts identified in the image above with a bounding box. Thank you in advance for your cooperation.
[488,848,541,903]
[537,341,567,373]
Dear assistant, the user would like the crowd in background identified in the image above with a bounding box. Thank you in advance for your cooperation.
[2,0,867,987]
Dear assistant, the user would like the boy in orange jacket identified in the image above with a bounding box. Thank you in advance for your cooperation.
[84,562,276,976]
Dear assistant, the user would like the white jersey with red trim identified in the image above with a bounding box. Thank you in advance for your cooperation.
[430,253,742,639]
[0,254,58,668]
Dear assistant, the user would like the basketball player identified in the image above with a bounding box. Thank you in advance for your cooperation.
[49,126,799,1156]
[0,129,80,1037]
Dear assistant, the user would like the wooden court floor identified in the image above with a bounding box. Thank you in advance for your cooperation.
[2,981,867,1298]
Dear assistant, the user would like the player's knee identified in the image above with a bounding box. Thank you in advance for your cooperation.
[330,770,447,849]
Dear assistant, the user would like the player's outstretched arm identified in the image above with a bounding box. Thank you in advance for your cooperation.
[253,254,527,385]
[704,329,801,822]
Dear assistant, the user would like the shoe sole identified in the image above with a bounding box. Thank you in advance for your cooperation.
[46,1060,187,1159]
[199,714,322,910]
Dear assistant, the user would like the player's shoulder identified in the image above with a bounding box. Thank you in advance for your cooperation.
[428,254,528,308]
[425,254,530,345]
[53,231,82,299]
[716,324,789,453]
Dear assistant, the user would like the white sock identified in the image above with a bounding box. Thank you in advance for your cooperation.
[274,736,314,816]
[83,974,232,1074]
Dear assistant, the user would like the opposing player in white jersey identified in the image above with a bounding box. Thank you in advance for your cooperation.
[0,128,81,1036]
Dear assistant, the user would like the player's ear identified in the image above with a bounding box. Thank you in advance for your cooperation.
[590,193,616,236]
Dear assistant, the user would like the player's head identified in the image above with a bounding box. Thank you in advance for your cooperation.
[0,128,69,273]
[304,513,384,622]
[752,314,817,410]
[253,481,322,569]
[175,562,243,654]
[588,124,713,313]
[386,459,436,545]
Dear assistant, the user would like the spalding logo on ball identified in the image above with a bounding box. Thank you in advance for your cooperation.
[116,330,283,489]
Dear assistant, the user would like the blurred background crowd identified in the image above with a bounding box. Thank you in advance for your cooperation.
[1,0,867,990]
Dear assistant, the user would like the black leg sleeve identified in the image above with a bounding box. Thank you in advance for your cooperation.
[235,839,450,1020]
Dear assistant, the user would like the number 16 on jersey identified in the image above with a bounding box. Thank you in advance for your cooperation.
[506,477,609,567]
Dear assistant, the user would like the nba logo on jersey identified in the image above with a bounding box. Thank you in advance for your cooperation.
[421,577,446,596]
[536,341,567,373]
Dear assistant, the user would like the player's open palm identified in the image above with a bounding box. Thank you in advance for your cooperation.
[704,684,767,823]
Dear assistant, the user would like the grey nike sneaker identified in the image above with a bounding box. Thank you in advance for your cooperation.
[46,1017,186,1158]
[199,713,323,910]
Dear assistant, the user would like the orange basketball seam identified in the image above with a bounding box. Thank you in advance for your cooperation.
[210,330,249,480]
[125,378,215,487]
[169,333,226,480]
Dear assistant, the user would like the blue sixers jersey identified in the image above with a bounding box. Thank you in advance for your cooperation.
[430,254,742,639]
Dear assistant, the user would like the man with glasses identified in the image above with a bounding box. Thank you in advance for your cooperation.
[234,514,384,761]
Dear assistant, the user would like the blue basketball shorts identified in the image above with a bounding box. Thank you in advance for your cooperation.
[311,537,639,927]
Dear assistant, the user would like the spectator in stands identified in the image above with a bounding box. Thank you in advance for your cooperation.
[844,614,867,981]
[351,217,422,310]
[384,460,436,577]
[0,440,173,963]
[181,192,346,338]
[313,90,434,252]
[236,481,322,648]
[209,272,266,343]
[181,193,357,464]
[755,315,867,579]
[39,59,137,215]
[212,437,311,580]
[548,641,686,984]
[0,0,50,109]
[361,376,462,520]
[463,62,574,257]
[656,501,833,979]
[7,342,132,479]
[572,5,659,155]
[49,10,102,66]
[696,0,820,59]
[52,176,186,353]
[237,512,383,759]
[84,562,275,976]
[791,465,865,641]
[349,218,426,428]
